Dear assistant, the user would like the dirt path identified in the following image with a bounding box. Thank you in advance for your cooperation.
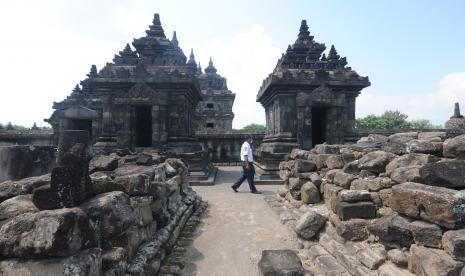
[181,166,297,276]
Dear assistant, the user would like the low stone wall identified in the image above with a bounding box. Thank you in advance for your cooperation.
[270,131,465,275]
[347,128,465,142]
[0,141,207,275]
[196,130,265,165]
[0,130,53,146]
[0,145,56,182]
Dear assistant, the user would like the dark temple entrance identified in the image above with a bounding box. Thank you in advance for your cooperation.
[311,107,327,147]
[67,119,92,137]
[135,106,152,147]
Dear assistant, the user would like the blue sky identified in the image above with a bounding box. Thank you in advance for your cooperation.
[0,0,464,128]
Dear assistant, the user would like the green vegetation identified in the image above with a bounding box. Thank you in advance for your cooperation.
[242,123,266,131]
[0,122,51,131]
[356,111,440,130]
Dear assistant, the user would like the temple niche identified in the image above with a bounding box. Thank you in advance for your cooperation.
[194,57,235,131]
[46,13,215,184]
[254,20,370,181]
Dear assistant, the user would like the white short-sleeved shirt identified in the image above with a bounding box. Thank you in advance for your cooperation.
[240,141,253,162]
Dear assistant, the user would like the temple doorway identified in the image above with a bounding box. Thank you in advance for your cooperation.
[135,106,152,147]
[311,107,327,147]
[66,119,92,137]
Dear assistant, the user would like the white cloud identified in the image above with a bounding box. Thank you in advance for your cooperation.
[357,72,465,126]
[194,25,283,129]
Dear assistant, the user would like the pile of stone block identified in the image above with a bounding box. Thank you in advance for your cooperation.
[276,131,465,275]
[0,130,206,276]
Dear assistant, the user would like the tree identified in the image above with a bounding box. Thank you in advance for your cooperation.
[242,123,266,131]
[356,110,438,130]
[6,122,13,130]
[409,119,437,129]
[0,123,3,129]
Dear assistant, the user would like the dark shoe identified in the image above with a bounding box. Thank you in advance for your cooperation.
[251,190,262,194]
[231,186,238,193]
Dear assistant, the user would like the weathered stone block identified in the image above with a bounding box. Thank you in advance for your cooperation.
[323,183,342,211]
[308,154,333,170]
[388,132,418,143]
[387,249,409,267]
[326,155,344,169]
[130,196,154,226]
[79,191,137,238]
[358,151,397,174]
[419,160,465,188]
[295,159,316,173]
[390,166,423,184]
[382,142,408,155]
[385,153,439,176]
[335,218,369,241]
[294,210,326,240]
[290,149,310,160]
[258,250,307,276]
[443,134,465,159]
[300,182,320,204]
[443,229,465,261]
[350,177,394,192]
[0,194,39,221]
[390,182,465,229]
[406,139,438,154]
[102,247,127,275]
[419,131,447,141]
[0,248,102,276]
[409,220,442,248]
[342,160,361,174]
[409,245,464,276]
[337,190,371,203]
[136,153,154,166]
[89,154,119,173]
[0,208,95,258]
[113,174,151,196]
[0,174,50,203]
[336,201,376,221]
[333,171,357,189]
[313,144,342,154]
[368,213,414,247]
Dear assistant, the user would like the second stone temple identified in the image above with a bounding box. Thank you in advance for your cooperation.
[254,20,370,181]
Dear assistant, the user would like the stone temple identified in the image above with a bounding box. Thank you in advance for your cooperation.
[46,14,215,184]
[194,58,235,131]
[254,20,370,181]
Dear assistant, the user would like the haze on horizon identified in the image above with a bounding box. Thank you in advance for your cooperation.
[0,0,464,129]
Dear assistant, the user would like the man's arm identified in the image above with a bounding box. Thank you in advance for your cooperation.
[244,155,249,170]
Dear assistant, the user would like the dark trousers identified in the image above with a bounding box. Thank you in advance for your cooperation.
[232,161,257,192]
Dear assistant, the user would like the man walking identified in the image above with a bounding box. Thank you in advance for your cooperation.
[231,135,261,194]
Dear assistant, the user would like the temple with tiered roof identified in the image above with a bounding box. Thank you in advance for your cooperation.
[254,19,370,182]
[46,13,216,184]
[194,57,235,131]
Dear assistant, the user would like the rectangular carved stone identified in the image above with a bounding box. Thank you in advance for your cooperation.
[391,182,465,229]
[409,245,464,276]
[336,201,376,221]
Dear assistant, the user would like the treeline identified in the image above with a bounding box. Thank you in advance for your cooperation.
[356,111,441,130]
[0,122,51,131]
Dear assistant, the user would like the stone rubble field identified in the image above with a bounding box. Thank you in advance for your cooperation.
[261,131,465,276]
[0,136,207,276]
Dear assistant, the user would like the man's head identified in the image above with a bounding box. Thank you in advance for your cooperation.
[245,135,253,144]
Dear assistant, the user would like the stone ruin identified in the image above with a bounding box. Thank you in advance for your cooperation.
[254,20,370,183]
[446,102,465,130]
[261,130,465,275]
[0,130,208,275]
[46,13,216,185]
[194,57,235,131]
